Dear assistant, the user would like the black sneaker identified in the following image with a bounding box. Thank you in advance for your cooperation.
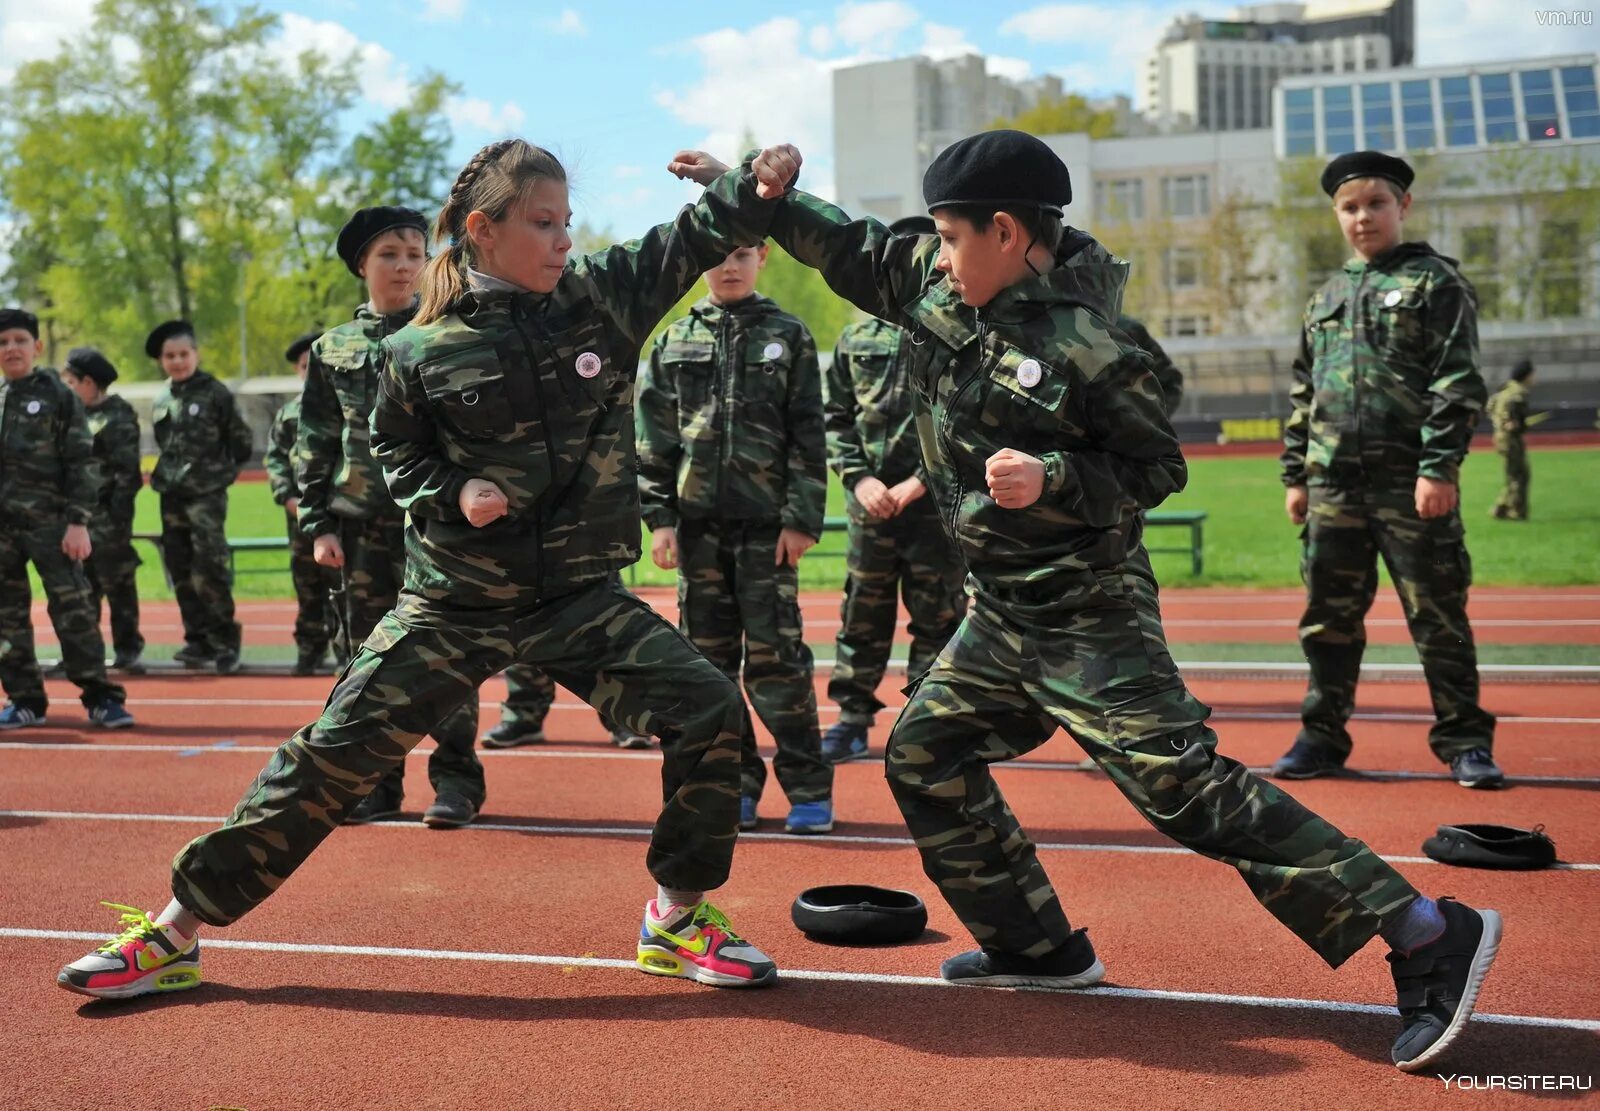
[214,650,243,676]
[1450,748,1506,790]
[422,790,479,829]
[345,787,404,825]
[610,728,653,750]
[940,929,1106,989]
[1270,739,1347,780]
[821,721,870,764]
[1388,898,1503,1071]
[481,721,546,749]
[291,648,325,677]
[43,659,66,678]
[112,650,146,675]
[173,644,215,668]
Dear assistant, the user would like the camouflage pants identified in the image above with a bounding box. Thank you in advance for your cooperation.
[85,516,143,660]
[0,518,125,712]
[829,498,966,726]
[160,491,240,655]
[886,564,1418,969]
[1298,487,1494,763]
[1493,441,1529,519]
[677,519,830,804]
[334,511,481,802]
[499,664,618,734]
[170,577,746,926]
[285,510,336,658]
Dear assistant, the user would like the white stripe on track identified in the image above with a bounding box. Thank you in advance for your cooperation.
[4,808,1597,870]
[7,926,1597,1031]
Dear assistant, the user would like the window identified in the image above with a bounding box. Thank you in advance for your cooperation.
[1323,85,1356,154]
[1460,227,1502,319]
[1162,175,1211,218]
[1094,178,1145,221]
[1521,69,1561,141]
[1479,73,1517,143]
[1440,75,1477,146]
[1562,64,1600,139]
[1285,87,1316,156]
[1400,79,1434,149]
[1361,82,1396,149]
[1163,315,1209,337]
[1539,220,1583,317]
[1165,247,1204,289]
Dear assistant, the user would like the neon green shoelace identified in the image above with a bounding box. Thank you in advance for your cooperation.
[95,901,159,953]
[693,902,744,941]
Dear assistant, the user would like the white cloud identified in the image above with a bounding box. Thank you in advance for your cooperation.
[272,13,412,109]
[546,8,586,35]
[1001,4,1176,95]
[446,95,527,134]
[987,55,1033,81]
[1414,0,1600,65]
[918,20,977,61]
[809,24,836,53]
[0,0,97,81]
[835,1,918,52]
[419,0,465,22]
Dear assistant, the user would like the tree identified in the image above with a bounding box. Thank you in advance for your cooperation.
[992,94,1122,139]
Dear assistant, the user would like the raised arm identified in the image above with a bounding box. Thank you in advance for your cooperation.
[767,190,941,324]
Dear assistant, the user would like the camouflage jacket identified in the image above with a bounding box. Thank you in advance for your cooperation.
[296,304,416,535]
[85,394,143,526]
[1486,380,1529,448]
[638,295,826,536]
[151,369,254,497]
[825,317,926,516]
[265,394,303,507]
[1118,316,1183,418]
[768,198,1182,601]
[372,164,779,605]
[0,368,98,527]
[1281,241,1484,490]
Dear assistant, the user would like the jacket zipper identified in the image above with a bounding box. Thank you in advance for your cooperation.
[507,308,550,601]
[938,321,988,540]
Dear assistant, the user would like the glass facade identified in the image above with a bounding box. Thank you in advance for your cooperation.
[1401,79,1435,149]
[1323,85,1355,154]
[1285,87,1316,156]
[1563,64,1600,139]
[1480,73,1518,142]
[1440,75,1476,146]
[1361,82,1397,149]
[1520,69,1561,141]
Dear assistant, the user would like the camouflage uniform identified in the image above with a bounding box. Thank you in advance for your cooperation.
[638,295,832,805]
[1117,316,1183,418]
[768,194,1420,967]
[1487,379,1530,519]
[82,394,144,662]
[825,317,965,727]
[263,393,336,664]
[295,302,481,805]
[497,657,625,736]
[168,168,778,925]
[0,369,126,713]
[151,370,253,657]
[1282,243,1495,765]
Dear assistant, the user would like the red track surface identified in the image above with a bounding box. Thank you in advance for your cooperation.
[4,592,1597,1109]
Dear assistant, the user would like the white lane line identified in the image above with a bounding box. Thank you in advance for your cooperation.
[8,926,1597,1031]
[5,809,1597,871]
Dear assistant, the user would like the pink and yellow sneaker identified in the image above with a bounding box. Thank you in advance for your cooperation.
[56,903,202,1000]
[636,900,777,988]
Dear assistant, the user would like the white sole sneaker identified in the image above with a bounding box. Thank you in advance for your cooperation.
[1394,908,1503,1073]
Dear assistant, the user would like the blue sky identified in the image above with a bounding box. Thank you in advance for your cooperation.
[3,1,1596,236]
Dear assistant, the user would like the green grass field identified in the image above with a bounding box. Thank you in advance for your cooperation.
[113,445,1599,600]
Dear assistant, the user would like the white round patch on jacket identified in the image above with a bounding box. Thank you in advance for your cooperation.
[1017,359,1043,389]
[1384,289,1403,307]
[575,352,602,379]
[26,400,40,414]
[189,402,200,415]
[762,341,784,361]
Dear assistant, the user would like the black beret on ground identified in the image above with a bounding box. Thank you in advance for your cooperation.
[1321,150,1415,197]
[65,347,118,387]
[1422,824,1556,870]
[791,885,928,945]
[336,206,429,277]
[284,331,321,365]
[0,307,40,338]
[889,215,937,237]
[145,319,196,359]
[923,129,1072,214]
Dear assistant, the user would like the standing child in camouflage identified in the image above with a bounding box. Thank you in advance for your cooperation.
[1487,359,1535,520]
[821,215,965,765]
[146,320,254,675]
[638,243,834,834]
[1276,151,1502,790]
[295,206,485,828]
[0,309,133,730]
[59,347,145,674]
[58,139,797,1001]
[672,132,1501,1072]
[265,332,337,676]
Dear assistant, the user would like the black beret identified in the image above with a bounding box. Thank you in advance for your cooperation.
[791,885,928,945]
[1422,824,1556,870]
[65,347,118,387]
[1510,358,1535,381]
[337,206,429,277]
[0,307,40,338]
[145,319,196,359]
[889,215,936,238]
[1321,150,1414,197]
[284,330,321,365]
[923,130,1072,215]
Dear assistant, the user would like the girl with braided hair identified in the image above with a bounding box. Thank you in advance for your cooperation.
[59,138,803,1000]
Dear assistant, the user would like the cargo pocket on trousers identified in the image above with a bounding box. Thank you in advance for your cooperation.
[1430,536,1472,595]
[324,611,412,726]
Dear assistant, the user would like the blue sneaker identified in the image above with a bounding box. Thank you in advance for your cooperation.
[0,704,46,731]
[87,702,135,730]
[786,800,835,835]
[739,795,759,831]
[821,721,869,764]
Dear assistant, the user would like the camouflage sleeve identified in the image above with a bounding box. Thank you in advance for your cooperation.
[58,390,98,527]
[823,339,871,489]
[783,325,827,539]
[575,160,780,352]
[1280,314,1314,488]
[1123,318,1184,418]
[1508,389,1529,434]
[1039,352,1187,525]
[635,333,681,532]
[102,408,143,522]
[223,386,254,468]
[263,405,296,506]
[768,190,940,322]
[370,343,470,522]
[295,352,341,536]
[1418,274,1486,484]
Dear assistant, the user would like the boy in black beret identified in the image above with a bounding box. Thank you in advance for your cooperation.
[670,131,1501,1072]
